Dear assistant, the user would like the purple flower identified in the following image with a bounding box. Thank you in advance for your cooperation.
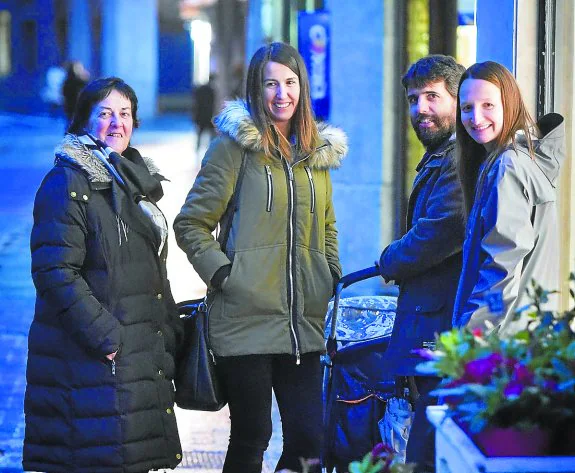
[504,381,525,397]
[463,353,502,383]
[512,363,534,385]
[371,442,394,459]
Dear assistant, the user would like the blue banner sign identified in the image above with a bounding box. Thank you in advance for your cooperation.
[298,11,330,120]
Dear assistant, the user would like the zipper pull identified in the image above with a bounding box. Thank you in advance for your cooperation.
[111,358,116,376]
[209,348,216,365]
[305,166,313,181]
[296,350,301,365]
[287,165,294,181]
[265,165,272,176]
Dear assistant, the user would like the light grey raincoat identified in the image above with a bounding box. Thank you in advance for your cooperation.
[452,113,565,335]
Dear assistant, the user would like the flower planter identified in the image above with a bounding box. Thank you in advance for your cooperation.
[427,406,575,473]
[473,425,550,457]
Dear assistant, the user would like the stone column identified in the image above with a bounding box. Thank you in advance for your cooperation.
[101,0,158,119]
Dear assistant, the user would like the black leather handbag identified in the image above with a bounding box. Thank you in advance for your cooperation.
[173,152,247,411]
[175,298,225,410]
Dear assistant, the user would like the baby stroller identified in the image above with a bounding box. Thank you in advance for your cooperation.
[322,265,398,473]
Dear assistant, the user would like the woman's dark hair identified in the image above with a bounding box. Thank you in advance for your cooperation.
[246,42,319,160]
[455,61,538,216]
[67,77,140,134]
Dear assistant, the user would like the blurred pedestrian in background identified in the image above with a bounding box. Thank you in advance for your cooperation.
[174,42,347,473]
[453,61,564,335]
[40,62,66,118]
[192,73,217,151]
[24,77,183,473]
[62,60,90,126]
[230,63,245,99]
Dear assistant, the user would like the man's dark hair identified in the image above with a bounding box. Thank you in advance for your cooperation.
[68,77,140,134]
[402,55,465,98]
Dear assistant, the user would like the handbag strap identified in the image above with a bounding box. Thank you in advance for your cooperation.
[218,150,247,251]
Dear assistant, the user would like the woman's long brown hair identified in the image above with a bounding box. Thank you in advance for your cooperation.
[455,61,539,217]
[246,42,319,160]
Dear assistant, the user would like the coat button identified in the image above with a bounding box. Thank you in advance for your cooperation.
[82,194,89,201]
[415,305,422,312]
[157,293,163,300]
[157,330,163,336]
[176,454,182,460]
[166,408,172,414]
[158,369,163,376]
[70,191,77,198]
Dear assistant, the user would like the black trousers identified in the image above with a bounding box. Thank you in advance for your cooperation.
[216,352,323,473]
[405,376,441,473]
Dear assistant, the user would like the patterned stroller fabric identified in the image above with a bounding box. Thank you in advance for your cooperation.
[324,295,397,349]
[323,294,398,472]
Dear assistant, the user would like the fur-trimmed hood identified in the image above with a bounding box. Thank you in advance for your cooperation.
[213,100,348,169]
[54,134,160,183]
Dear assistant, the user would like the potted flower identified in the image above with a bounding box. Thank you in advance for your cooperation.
[416,280,575,457]
[277,444,416,473]
[347,443,415,473]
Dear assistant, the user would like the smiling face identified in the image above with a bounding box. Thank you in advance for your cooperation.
[86,89,134,154]
[459,78,504,152]
[407,80,457,151]
[263,61,300,137]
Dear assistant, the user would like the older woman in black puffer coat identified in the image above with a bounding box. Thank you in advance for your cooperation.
[23,77,183,473]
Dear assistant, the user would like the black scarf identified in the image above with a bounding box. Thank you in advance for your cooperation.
[79,134,165,249]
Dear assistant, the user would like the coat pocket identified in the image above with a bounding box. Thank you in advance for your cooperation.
[222,246,288,317]
[299,249,333,320]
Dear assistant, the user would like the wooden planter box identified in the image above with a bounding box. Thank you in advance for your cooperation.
[426,405,575,473]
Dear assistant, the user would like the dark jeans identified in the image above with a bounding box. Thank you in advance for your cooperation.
[216,352,323,473]
[405,376,441,473]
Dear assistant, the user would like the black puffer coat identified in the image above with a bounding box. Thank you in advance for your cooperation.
[23,134,183,473]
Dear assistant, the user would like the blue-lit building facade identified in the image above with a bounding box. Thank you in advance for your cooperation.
[0,0,192,117]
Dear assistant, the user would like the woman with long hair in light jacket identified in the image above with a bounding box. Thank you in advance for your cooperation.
[174,42,347,473]
[452,61,565,336]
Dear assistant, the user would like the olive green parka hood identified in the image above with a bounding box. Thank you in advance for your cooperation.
[213,100,348,169]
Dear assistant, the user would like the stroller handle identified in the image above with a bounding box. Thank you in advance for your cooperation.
[327,263,381,345]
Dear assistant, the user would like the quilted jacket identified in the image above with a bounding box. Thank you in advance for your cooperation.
[23,134,183,473]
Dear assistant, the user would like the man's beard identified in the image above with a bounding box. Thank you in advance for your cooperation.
[411,113,455,150]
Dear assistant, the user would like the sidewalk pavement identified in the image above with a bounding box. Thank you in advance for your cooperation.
[0,113,281,473]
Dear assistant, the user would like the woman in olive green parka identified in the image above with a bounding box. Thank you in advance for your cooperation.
[174,43,347,473]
